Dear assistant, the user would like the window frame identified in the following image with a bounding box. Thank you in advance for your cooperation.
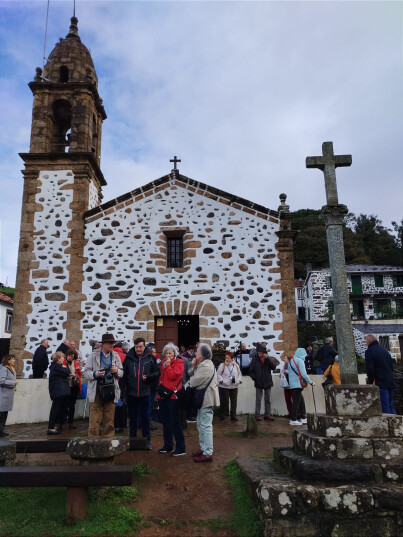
[5,309,13,333]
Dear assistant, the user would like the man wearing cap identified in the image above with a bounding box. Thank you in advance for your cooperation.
[83,334,123,437]
[249,344,278,421]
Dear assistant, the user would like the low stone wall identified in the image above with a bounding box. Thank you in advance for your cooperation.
[7,375,367,425]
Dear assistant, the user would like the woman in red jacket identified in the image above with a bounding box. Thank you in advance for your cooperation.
[157,343,186,456]
[63,349,82,430]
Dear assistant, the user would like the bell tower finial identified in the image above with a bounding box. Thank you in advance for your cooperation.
[66,16,79,39]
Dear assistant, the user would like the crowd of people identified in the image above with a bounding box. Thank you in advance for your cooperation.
[0,332,397,445]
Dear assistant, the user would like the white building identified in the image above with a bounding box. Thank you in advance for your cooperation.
[302,265,403,360]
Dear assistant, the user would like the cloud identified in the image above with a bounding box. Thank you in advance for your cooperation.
[1,0,402,285]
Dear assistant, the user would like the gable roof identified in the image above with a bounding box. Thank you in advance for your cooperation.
[85,171,280,222]
[0,293,14,305]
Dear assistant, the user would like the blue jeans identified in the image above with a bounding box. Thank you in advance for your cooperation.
[379,388,396,414]
[128,395,150,440]
[316,366,327,375]
[196,407,214,456]
[159,398,186,452]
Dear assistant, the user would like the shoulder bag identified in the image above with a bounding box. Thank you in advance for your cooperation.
[157,377,182,399]
[290,358,308,390]
[188,370,215,410]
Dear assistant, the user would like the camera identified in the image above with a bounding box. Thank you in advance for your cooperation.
[232,376,235,384]
[100,366,114,385]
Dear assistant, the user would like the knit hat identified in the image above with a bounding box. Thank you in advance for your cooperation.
[294,348,307,360]
[256,344,267,353]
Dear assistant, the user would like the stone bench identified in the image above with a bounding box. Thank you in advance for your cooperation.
[0,465,135,522]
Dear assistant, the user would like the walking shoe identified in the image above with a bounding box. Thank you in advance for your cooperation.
[255,415,262,421]
[186,418,197,424]
[0,431,8,437]
[47,429,61,435]
[193,454,213,463]
[264,416,275,421]
[145,442,152,450]
[192,449,203,457]
[289,420,303,426]
[299,418,308,424]
[231,417,239,421]
[171,450,187,457]
[158,446,173,453]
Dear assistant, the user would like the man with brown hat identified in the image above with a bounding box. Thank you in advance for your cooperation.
[83,334,123,437]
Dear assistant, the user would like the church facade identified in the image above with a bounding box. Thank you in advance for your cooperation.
[10,18,298,374]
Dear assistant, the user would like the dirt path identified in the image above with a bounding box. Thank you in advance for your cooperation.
[8,416,293,536]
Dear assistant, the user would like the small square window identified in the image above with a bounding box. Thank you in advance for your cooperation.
[325,276,332,289]
[167,237,183,268]
[394,275,403,287]
[374,275,383,288]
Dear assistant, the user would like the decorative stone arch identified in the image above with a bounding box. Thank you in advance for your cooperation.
[134,299,221,344]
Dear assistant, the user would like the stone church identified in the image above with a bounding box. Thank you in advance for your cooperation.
[10,17,298,375]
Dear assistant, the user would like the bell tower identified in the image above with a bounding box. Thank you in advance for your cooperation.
[11,17,107,374]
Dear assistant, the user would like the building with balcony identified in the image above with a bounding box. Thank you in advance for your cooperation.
[302,265,403,361]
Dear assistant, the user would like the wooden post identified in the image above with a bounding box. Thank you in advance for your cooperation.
[66,487,88,523]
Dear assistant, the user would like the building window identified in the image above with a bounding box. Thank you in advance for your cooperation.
[374,298,391,317]
[393,274,403,287]
[396,299,403,315]
[5,309,13,333]
[351,275,363,294]
[167,237,183,268]
[352,300,364,318]
[327,300,334,316]
[59,65,69,83]
[297,307,306,320]
[374,275,384,288]
[297,288,304,300]
[325,276,332,289]
[379,336,390,351]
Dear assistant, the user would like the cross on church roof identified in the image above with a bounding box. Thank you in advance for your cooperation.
[306,142,352,206]
[170,155,181,171]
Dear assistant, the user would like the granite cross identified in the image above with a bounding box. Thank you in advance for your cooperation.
[306,141,359,385]
[170,156,181,170]
[306,142,352,205]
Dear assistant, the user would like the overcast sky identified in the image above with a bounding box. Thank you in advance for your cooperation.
[0,0,402,286]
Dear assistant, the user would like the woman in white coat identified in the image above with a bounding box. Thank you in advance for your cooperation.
[0,354,17,437]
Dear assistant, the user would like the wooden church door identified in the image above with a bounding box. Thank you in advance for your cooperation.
[154,317,178,354]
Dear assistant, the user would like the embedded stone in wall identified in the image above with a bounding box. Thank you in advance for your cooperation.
[45,292,66,301]
[143,278,157,286]
[109,291,132,299]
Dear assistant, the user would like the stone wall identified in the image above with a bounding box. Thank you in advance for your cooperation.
[81,175,285,358]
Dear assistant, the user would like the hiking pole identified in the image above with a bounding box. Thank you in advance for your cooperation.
[311,384,317,413]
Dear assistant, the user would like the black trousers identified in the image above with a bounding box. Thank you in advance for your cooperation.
[290,388,306,421]
[0,411,8,432]
[48,397,69,429]
[67,385,80,423]
[219,387,238,418]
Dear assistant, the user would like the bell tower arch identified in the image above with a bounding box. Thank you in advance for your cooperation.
[11,17,107,374]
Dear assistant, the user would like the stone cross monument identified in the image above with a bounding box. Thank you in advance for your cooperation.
[306,141,359,384]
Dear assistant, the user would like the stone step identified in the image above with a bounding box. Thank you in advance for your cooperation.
[274,446,403,484]
[307,413,403,439]
[236,456,403,537]
[293,429,403,461]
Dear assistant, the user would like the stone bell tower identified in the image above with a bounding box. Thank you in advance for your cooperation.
[11,17,107,374]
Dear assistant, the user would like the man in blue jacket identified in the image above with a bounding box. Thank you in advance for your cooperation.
[365,333,396,414]
[123,337,160,449]
[32,339,50,378]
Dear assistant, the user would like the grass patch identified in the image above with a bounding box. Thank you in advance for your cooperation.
[0,485,143,536]
[225,460,263,537]
[197,518,231,532]
[134,461,151,478]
